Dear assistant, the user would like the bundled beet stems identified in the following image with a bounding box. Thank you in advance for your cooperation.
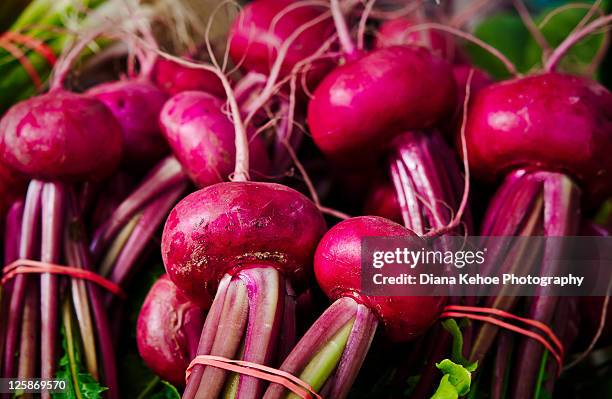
[1,0,612,398]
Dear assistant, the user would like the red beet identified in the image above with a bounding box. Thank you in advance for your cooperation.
[88,80,169,168]
[153,58,226,98]
[0,91,123,182]
[315,216,446,341]
[161,181,326,305]
[137,274,206,387]
[376,17,455,60]
[159,91,270,188]
[465,72,612,203]
[228,0,333,85]
[308,46,456,166]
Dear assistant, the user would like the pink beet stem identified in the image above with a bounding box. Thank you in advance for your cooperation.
[3,181,42,380]
[328,303,378,399]
[90,156,185,258]
[65,190,120,399]
[235,267,285,399]
[263,297,358,399]
[40,182,66,399]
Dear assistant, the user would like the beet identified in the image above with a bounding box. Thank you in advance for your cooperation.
[153,58,226,97]
[162,181,326,305]
[229,0,333,85]
[308,46,456,166]
[315,216,446,341]
[376,17,455,60]
[137,274,206,387]
[88,80,169,168]
[465,72,612,204]
[0,90,123,182]
[159,91,270,188]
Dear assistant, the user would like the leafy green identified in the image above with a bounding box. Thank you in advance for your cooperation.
[430,360,474,399]
[466,13,530,78]
[524,3,607,76]
[441,320,478,372]
[52,319,107,399]
[149,381,181,399]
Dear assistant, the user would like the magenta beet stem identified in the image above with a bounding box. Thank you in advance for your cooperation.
[40,182,66,398]
[90,156,186,258]
[3,181,42,380]
[64,191,120,399]
[389,130,472,236]
[328,303,378,399]
[511,173,580,399]
[0,201,24,374]
[263,297,359,399]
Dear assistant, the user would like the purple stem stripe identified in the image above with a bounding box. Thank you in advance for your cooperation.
[3,181,42,380]
[511,173,580,399]
[329,303,378,399]
[106,182,186,304]
[188,278,249,398]
[90,156,185,258]
[277,281,297,364]
[0,201,24,375]
[40,182,65,398]
[235,267,284,399]
[64,190,120,399]
[263,297,359,399]
[491,331,513,399]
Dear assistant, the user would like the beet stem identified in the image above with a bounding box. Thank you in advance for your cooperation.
[190,279,249,398]
[17,284,39,398]
[105,182,186,304]
[40,182,66,396]
[89,156,185,258]
[277,282,297,363]
[65,190,120,399]
[235,267,285,399]
[0,201,24,374]
[183,275,232,398]
[328,303,378,399]
[510,174,580,399]
[263,297,358,399]
[491,331,513,399]
[3,181,42,379]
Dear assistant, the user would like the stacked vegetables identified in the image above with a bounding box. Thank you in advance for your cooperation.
[0,0,611,398]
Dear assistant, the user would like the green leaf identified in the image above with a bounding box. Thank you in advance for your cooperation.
[441,319,478,372]
[431,359,474,399]
[524,3,607,76]
[466,13,530,79]
[149,381,181,399]
[52,314,108,399]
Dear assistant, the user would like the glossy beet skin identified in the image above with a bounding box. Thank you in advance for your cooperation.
[162,182,327,306]
[376,18,454,59]
[0,91,123,181]
[314,216,446,342]
[465,73,612,202]
[228,0,333,83]
[88,80,169,168]
[153,58,226,98]
[137,274,206,387]
[308,46,456,165]
[159,91,270,188]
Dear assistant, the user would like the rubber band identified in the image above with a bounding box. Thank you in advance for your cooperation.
[441,305,564,371]
[2,259,126,299]
[2,32,57,65]
[0,38,42,88]
[444,305,564,357]
[185,355,322,399]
